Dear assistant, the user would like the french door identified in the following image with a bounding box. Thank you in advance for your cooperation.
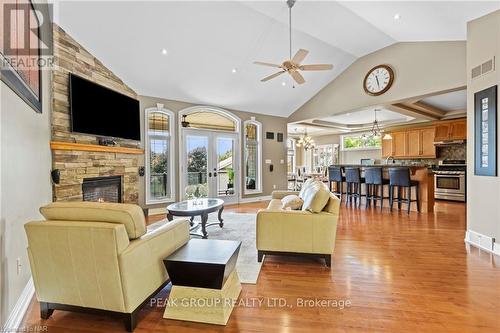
[180,129,239,204]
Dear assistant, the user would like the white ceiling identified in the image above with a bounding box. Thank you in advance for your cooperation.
[321,108,413,125]
[420,89,467,111]
[53,1,499,117]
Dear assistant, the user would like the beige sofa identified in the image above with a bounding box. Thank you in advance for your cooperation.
[256,189,340,267]
[24,201,190,331]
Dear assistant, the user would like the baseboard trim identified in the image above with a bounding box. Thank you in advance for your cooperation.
[2,278,34,332]
[464,230,500,256]
[239,195,272,204]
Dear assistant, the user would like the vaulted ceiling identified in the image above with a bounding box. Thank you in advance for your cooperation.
[53,1,499,117]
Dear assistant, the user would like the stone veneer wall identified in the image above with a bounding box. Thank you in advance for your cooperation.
[51,24,142,203]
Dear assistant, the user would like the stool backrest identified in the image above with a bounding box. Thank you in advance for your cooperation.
[365,167,383,185]
[328,166,343,182]
[345,167,361,183]
[389,167,411,186]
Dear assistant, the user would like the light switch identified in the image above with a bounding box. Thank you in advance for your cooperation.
[280,159,284,164]
[265,159,272,164]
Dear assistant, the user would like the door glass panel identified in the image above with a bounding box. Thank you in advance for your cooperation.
[185,136,209,199]
[216,137,235,197]
[436,176,460,190]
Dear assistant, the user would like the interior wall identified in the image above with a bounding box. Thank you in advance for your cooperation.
[138,95,288,209]
[0,3,53,324]
[289,41,466,123]
[466,10,500,246]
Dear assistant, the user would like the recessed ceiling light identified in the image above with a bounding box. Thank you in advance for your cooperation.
[232,68,237,73]
[161,48,168,55]
[393,13,401,20]
[282,81,286,86]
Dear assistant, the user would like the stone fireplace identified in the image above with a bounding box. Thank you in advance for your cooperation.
[50,25,142,204]
[82,176,122,203]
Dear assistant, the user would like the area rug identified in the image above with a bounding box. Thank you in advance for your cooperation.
[194,212,262,284]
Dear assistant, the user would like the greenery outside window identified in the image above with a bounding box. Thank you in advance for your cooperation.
[341,133,381,151]
[244,119,262,194]
[145,106,175,204]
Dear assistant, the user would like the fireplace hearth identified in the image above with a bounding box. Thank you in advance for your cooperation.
[82,176,122,203]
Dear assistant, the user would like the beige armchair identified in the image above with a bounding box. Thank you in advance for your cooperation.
[256,190,340,267]
[24,202,190,331]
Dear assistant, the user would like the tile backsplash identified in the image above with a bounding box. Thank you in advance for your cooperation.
[438,145,466,160]
[392,144,466,166]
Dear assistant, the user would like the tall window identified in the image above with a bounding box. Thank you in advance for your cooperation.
[145,106,175,204]
[313,145,334,170]
[244,119,262,194]
[0,0,42,112]
[287,138,296,174]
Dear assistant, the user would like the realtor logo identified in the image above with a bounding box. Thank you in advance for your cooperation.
[2,1,52,57]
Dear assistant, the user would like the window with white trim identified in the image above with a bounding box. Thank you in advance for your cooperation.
[145,106,175,204]
[341,133,381,151]
[244,119,262,193]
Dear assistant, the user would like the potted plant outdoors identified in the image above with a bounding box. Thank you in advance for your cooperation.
[226,167,234,189]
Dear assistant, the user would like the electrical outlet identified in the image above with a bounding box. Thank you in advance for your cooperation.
[16,258,22,275]
[273,185,277,189]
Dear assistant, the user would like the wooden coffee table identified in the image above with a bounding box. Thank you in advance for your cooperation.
[166,198,224,239]
[163,239,242,325]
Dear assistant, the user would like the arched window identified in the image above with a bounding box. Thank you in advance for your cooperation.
[145,104,175,204]
[244,118,262,194]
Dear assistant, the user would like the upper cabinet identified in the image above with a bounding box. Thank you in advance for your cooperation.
[382,126,437,159]
[433,119,467,141]
[382,118,465,159]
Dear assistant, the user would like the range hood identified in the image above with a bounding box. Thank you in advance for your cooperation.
[434,140,466,146]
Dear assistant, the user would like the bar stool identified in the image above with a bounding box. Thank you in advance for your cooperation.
[345,167,364,207]
[388,168,420,214]
[328,166,345,202]
[364,167,389,209]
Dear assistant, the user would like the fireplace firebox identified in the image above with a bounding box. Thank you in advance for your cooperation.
[82,176,122,203]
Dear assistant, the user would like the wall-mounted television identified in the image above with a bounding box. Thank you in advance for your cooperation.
[69,73,141,141]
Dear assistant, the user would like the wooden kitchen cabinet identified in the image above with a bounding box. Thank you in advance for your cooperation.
[449,119,467,140]
[383,127,436,159]
[382,137,393,158]
[433,119,467,141]
[407,130,421,157]
[434,123,451,141]
[392,132,407,157]
[421,127,436,157]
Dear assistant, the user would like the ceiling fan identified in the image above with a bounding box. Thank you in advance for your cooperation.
[254,0,333,85]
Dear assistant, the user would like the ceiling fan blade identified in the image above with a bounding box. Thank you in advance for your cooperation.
[289,70,305,84]
[292,49,309,64]
[299,64,333,71]
[261,70,286,82]
[253,61,282,68]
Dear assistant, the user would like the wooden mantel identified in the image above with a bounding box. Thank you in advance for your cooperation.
[50,141,144,154]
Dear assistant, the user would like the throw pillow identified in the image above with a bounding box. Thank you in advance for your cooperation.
[281,195,304,210]
[301,180,331,213]
[298,178,315,199]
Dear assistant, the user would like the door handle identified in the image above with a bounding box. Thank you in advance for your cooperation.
[214,171,217,177]
[208,172,212,177]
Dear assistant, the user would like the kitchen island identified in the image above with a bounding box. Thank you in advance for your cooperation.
[332,164,434,213]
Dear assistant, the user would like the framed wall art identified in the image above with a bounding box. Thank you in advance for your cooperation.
[474,85,497,176]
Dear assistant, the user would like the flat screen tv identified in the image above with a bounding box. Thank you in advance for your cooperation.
[69,73,141,141]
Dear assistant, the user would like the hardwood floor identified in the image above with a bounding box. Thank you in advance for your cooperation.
[21,200,500,332]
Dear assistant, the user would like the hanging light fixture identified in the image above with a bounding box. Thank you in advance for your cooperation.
[295,129,315,150]
[361,109,383,140]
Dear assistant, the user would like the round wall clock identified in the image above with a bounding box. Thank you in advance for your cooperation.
[363,65,394,96]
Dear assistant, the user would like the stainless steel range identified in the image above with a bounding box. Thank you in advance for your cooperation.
[432,159,466,202]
